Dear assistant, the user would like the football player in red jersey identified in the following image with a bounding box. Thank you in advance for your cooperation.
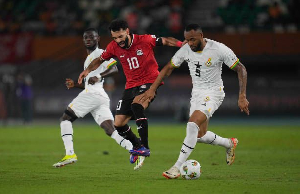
[78,19,183,169]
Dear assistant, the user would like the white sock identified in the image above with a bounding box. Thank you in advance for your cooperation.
[60,120,74,155]
[174,122,199,169]
[111,130,133,151]
[197,131,231,148]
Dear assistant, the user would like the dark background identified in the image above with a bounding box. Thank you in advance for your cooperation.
[0,0,299,125]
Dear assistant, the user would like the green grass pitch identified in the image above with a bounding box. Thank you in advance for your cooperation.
[0,121,299,194]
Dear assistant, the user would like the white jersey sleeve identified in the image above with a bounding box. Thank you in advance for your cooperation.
[102,58,117,70]
[171,44,190,68]
[219,43,239,69]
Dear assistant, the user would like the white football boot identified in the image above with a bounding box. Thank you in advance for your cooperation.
[162,166,180,179]
[226,138,238,165]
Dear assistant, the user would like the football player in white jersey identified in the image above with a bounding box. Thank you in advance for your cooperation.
[139,24,249,179]
[53,28,133,168]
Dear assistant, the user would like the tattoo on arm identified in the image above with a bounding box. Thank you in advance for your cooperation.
[232,62,247,96]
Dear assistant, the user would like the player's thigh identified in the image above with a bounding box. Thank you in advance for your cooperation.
[114,114,132,127]
[90,96,114,126]
[68,92,101,118]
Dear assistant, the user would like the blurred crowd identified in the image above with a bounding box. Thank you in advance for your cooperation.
[217,0,299,32]
[0,68,33,124]
[1,0,298,36]
[0,0,191,36]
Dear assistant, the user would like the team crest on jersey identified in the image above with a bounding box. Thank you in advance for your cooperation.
[136,49,143,56]
[205,58,212,67]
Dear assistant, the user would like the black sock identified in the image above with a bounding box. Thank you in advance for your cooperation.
[132,103,149,149]
[115,124,141,148]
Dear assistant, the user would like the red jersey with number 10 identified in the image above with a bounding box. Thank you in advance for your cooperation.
[101,34,160,89]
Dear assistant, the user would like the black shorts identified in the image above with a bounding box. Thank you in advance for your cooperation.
[115,83,157,118]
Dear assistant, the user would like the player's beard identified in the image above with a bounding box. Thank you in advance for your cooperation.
[118,36,130,49]
[191,42,202,52]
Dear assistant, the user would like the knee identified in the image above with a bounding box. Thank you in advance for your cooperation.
[131,103,143,112]
[60,109,78,123]
[131,103,145,119]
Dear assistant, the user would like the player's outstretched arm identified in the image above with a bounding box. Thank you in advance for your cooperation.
[88,65,118,85]
[161,37,184,47]
[78,57,105,84]
[232,62,250,115]
[138,62,175,103]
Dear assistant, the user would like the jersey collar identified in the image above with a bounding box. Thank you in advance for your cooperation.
[126,34,134,49]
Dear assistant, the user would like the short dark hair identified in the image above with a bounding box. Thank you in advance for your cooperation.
[84,28,99,34]
[109,19,128,32]
[185,24,202,32]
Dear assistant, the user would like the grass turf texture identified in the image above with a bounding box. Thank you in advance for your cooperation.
[0,122,299,194]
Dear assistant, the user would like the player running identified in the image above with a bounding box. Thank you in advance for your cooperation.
[78,19,183,169]
[139,24,249,178]
[53,28,133,168]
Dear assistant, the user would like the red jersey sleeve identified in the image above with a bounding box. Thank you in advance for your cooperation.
[144,34,157,48]
[100,42,115,61]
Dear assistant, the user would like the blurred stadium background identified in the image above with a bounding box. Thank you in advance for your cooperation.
[0,0,300,125]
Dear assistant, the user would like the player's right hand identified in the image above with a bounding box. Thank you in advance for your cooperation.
[65,78,74,89]
[238,96,250,115]
[78,70,88,84]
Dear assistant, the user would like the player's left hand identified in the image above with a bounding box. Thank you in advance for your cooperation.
[78,70,89,84]
[238,96,250,115]
[88,76,99,85]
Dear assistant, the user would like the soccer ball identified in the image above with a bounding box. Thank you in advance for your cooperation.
[180,159,201,180]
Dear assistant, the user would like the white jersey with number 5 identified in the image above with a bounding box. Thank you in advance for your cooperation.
[171,39,239,91]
